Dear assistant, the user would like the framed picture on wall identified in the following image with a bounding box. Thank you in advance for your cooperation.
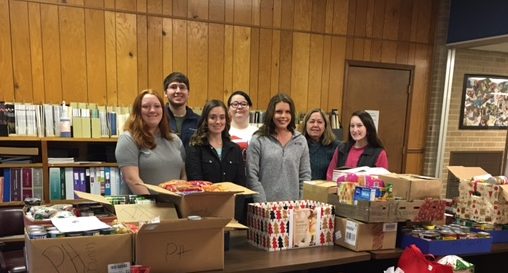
[459,74,508,129]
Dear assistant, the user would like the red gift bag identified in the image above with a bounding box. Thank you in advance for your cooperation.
[398,244,453,273]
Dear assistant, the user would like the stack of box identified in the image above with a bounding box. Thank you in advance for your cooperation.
[247,200,335,251]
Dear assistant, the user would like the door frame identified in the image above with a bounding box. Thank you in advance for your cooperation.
[343,60,415,172]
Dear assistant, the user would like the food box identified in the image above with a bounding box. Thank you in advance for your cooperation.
[247,200,335,251]
[333,199,396,223]
[303,180,337,204]
[398,233,493,256]
[25,224,132,273]
[144,182,255,228]
[334,216,397,251]
[396,199,446,223]
[380,173,442,201]
[135,217,229,273]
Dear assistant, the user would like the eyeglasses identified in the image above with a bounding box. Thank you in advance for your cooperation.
[230,102,249,108]
[168,83,188,91]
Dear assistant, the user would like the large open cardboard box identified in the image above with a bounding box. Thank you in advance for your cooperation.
[380,173,442,201]
[446,166,489,198]
[144,182,256,228]
[303,180,337,204]
[135,217,229,273]
[334,216,397,251]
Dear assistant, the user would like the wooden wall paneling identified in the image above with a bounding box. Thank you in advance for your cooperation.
[327,36,346,111]
[187,21,208,106]
[252,0,260,26]
[85,9,107,105]
[209,0,225,22]
[188,0,207,20]
[345,36,354,60]
[363,39,372,61]
[10,1,33,102]
[59,7,87,103]
[84,0,104,8]
[396,41,410,65]
[352,38,365,60]
[371,0,385,38]
[172,0,187,18]
[369,39,383,62]
[280,0,294,30]
[104,11,118,106]
[0,0,14,101]
[116,0,137,13]
[405,152,423,174]
[249,28,260,104]
[278,30,292,94]
[381,40,397,63]
[397,0,412,41]
[104,0,114,10]
[364,0,375,37]
[354,0,368,37]
[332,0,348,35]
[320,36,332,111]
[234,0,252,25]
[208,23,225,103]
[257,28,273,109]
[269,30,280,98]
[116,13,138,106]
[346,0,356,36]
[272,0,281,28]
[65,0,84,6]
[137,15,148,91]
[147,0,162,15]
[40,4,62,103]
[259,0,273,28]
[290,32,310,112]
[293,0,312,32]
[162,0,172,16]
[382,0,400,40]
[307,34,324,111]
[223,25,233,105]
[324,0,334,34]
[161,18,173,86]
[225,0,234,24]
[147,16,163,92]
[28,3,45,104]
[232,26,251,92]
[137,0,147,13]
[414,0,433,43]
[310,0,325,33]
[172,19,188,74]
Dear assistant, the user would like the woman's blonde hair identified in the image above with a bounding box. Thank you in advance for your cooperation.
[299,108,336,146]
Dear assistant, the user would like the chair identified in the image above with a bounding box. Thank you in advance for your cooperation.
[0,208,26,273]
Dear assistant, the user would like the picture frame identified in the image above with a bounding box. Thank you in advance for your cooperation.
[459,74,508,129]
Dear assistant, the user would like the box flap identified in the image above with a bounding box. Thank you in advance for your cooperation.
[144,183,181,197]
[144,183,248,196]
[447,166,489,180]
[501,185,508,201]
[138,217,229,234]
[74,190,111,205]
[215,182,257,195]
[304,180,337,189]
[225,220,248,230]
[114,203,178,223]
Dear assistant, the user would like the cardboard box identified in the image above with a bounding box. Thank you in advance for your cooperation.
[135,217,229,273]
[396,199,446,222]
[380,173,442,201]
[399,233,492,256]
[447,166,489,198]
[334,216,397,251]
[144,182,255,228]
[303,180,337,204]
[333,199,396,223]
[247,200,335,251]
[25,231,132,273]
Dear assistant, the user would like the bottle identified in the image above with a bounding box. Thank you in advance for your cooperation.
[59,101,71,137]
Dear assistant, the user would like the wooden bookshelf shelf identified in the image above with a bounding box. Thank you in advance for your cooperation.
[0,163,43,169]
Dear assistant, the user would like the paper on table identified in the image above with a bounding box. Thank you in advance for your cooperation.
[51,216,111,233]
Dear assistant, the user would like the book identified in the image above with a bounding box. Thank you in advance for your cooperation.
[43,104,55,137]
[49,167,62,200]
[2,169,11,202]
[14,103,27,136]
[22,167,33,200]
[104,167,111,196]
[10,168,22,201]
[32,168,43,200]
[0,176,3,202]
[0,102,7,136]
[5,103,15,135]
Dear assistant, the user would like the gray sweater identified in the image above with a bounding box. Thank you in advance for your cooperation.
[246,131,311,202]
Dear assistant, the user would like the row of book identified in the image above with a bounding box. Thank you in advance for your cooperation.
[49,166,129,200]
[248,109,342,129]
[0,168,44,203]
[0,102,130,138]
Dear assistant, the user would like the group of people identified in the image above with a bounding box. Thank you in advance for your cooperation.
[115,72,389,208]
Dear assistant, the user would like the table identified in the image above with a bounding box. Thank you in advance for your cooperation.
[220,230,371,273]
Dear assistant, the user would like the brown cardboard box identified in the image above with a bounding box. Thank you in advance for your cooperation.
[303,180,337,204]
[25,231,132,273]
[447,166,489,198]
[135,217,229,273]
[333,199,396,223]
[334,216,397,251]
[380,173,442,201]
[144,182,256,228]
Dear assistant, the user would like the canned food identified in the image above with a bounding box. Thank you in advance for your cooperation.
[29,230,48,239]
[48,230,64,238]
[83,230,101,236]
[65,231,84,237]
[100,227,114,235]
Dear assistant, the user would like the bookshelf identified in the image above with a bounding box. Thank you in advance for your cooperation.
[0,137,118,204]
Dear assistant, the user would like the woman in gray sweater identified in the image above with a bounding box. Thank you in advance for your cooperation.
[246,94,311,202]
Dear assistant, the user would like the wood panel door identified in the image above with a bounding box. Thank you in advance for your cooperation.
[342,63,412,173]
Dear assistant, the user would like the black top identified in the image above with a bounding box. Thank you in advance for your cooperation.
[308,139,339,180]
[336,142,383,168]
[166,105,200,149]
[185,139,246,186]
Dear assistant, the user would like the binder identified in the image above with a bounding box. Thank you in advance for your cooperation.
[3,169,11,202]
[49,167,62,200]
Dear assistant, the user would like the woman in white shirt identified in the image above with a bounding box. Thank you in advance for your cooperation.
[227,91,258,157]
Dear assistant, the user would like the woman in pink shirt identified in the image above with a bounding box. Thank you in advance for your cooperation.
[326,110,388,181]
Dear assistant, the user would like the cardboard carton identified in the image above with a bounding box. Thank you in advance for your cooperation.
[144,182,256,228]
[303,180,337,204]
[135,217,229,273]
[380,173,442,201]
[446,166,489,198]
[334,216,397,251]
[25,230,132,273]
[396,199,446,223]
[333,199,396,223]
